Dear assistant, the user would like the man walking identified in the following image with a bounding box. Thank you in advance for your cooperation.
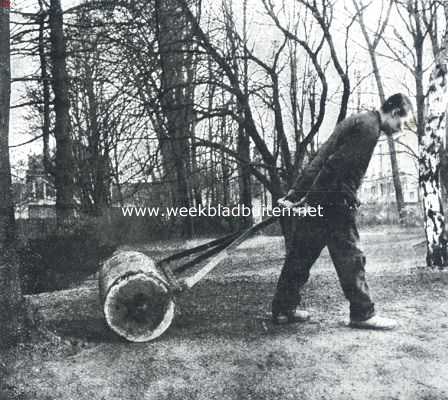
[273,93,412,330]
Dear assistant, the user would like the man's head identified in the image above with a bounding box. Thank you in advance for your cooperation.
[379,93,413,135]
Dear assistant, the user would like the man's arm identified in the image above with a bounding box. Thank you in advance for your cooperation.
[302,120,376,205]
[303,142,354,205]
[286,116,359,202]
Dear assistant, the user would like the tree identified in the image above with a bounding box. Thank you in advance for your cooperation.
[0,0,24,348]
[294,0,351,124]
[419,3,448,266]
[99,0,201,235]
[67,10,114,216]
[0,2,14,245]
[175,0,350,245]
[379,0,448,265]
[49,0,76,229]
[353,0,407,222]
[261,0,330,178]
[224,0,253,227]
[38,0,52,172]
[154,0,196,236]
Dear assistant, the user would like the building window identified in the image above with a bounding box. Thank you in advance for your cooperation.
[387,182,393,194]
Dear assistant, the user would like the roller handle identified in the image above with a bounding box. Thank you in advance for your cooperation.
[182,216,277,289]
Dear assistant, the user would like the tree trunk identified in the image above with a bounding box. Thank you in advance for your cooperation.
[85,60,110,216]
[25,286,104,339]
[353,0,406,222]
[0,253,25,348]
[221,115,231,207]
[233,0,252,228]
[0,5,24,348]
[156,0,193,237]
[237,125,252,226]
[38,0,52,174]
[49,0,76,229]
[207,53,217,205]
[179,0,282,197]
[0,0,14,246]
[419,29,448,267]
[387,135,406,220]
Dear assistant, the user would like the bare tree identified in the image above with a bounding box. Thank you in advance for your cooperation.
[379,0,448,264]
[38,0,52,172]
[262,0,329,178]
[352,0,406,222]
[49,0,76,229]
[0,1,24,348]
[175,0,342,244]
[0,1,14,245]
[419,2,448,266]
[224,0,253,227]
[154,0,196,235]
[386,1,440,151]
[295,0,351,124]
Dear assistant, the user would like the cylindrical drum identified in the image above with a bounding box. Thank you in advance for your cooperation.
[99,251,175,342]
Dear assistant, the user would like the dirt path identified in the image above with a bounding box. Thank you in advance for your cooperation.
[4,227,448,400]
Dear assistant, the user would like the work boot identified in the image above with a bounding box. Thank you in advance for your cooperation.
[349,315,397,330]
[271,309,310,325]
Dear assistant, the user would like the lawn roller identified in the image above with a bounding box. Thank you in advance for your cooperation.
[99,216,277,342]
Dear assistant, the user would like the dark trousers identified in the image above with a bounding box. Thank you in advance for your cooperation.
[272,206,375,321]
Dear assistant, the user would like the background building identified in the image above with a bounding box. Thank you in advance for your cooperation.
[359,127,419,206]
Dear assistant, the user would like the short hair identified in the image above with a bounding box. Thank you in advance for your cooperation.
[381,93,413,116]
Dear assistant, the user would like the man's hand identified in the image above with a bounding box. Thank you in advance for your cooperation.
[277,197,297,209]
[278,195,310,215]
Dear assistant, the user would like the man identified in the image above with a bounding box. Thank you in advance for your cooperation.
[273,93,413,330]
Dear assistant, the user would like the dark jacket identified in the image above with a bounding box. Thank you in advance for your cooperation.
[291,110,382,207]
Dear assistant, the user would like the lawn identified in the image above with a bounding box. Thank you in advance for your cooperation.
[3,226,448,400]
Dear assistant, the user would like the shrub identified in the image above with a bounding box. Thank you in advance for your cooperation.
[18,221,116,294]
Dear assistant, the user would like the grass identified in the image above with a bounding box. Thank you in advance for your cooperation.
[5,225,448,400]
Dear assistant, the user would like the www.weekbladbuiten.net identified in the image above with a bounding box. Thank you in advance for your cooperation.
[121,204,325,218]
